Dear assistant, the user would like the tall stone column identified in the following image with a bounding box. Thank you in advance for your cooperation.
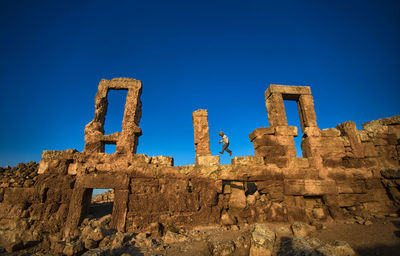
[192,109,219,165]
[265,92,288,127]
[192,109,211,157]
[116,87,142,154]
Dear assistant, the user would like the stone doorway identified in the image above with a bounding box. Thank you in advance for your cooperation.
[283,98,304,157]
[89,189,114,219]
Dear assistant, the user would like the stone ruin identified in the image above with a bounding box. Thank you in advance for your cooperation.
[1,77,400,252]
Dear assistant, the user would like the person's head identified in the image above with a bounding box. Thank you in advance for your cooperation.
[219,131,224,137]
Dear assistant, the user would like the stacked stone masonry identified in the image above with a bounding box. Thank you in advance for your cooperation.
[0,78,399,253]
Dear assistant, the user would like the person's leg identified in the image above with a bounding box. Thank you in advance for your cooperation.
[225,143,232,156]
[220,143,228,154]
[225,147,232,156]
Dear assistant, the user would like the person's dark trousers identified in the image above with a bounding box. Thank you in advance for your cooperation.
[222,143,232,155]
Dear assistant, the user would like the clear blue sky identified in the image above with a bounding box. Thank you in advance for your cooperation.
[1,0,399,167]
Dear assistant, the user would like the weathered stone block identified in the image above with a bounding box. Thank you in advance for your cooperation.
[372,137,389,146]
[284,179,337,196]
[322,158,343,168]
[363,142,377,157]
[321,128,341,137]
[337,194,369,207]
[131,154,151,164]
[3,188,34,204]
[336,180,366,194]
[388,124,400,137]
[337,121,364,158]
[249,127,275,142]
[196,155,220,166]
[304,127,321,137]
[255,145,287,157]
[151,156,174,166]
[303,180,337,196]
[317,137,346,159]
[358,130,371,142]
[255,180,284,194]
[252,135,277,149]
[293,157,310,168]
[231,156,263,166]
[283,168,318,179]
[381,168,400,179]
[284,180,304,195]
[275,126,298,137]
[0,203,28,218]
[76,173,130,189]
[265,157,290,168]
[365,178,384,189]
[229,187,247,209]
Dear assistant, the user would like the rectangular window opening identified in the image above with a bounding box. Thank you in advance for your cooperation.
[88,189,114,220]
[105,144,116,154]
[283,100,303,157]
[104,89,128,135]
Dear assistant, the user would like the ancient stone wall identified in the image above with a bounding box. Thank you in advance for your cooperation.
[0,162,75,252]
[1,79,399,253]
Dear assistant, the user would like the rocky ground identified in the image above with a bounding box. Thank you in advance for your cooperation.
[0,213,399,256]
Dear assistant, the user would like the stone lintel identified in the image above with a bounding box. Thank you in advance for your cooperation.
[100,77,142,91]
[101,132,120,145]
[265,84,311,99]
[76,173,130,189]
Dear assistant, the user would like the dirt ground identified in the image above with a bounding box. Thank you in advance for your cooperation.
[1,217,399,255]
[312,217,400,256]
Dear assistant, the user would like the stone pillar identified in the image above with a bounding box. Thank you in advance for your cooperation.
[116,87,143,154]
[265,92,288,127]
[192,109,211,157]
[83,83,109,153]
[337,121,364,158]
[192,109,220,165]
[298,94,318,132]
[110,189,129,231]
[64,188,93,236]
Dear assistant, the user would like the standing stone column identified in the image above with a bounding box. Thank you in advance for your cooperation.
[192,109,220,165]
[298,94,318,132]
[192,109,211,157]
[116,86,143,154]
[265,92,288,127]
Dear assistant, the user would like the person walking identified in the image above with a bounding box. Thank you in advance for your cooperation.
[219,131,232,156]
